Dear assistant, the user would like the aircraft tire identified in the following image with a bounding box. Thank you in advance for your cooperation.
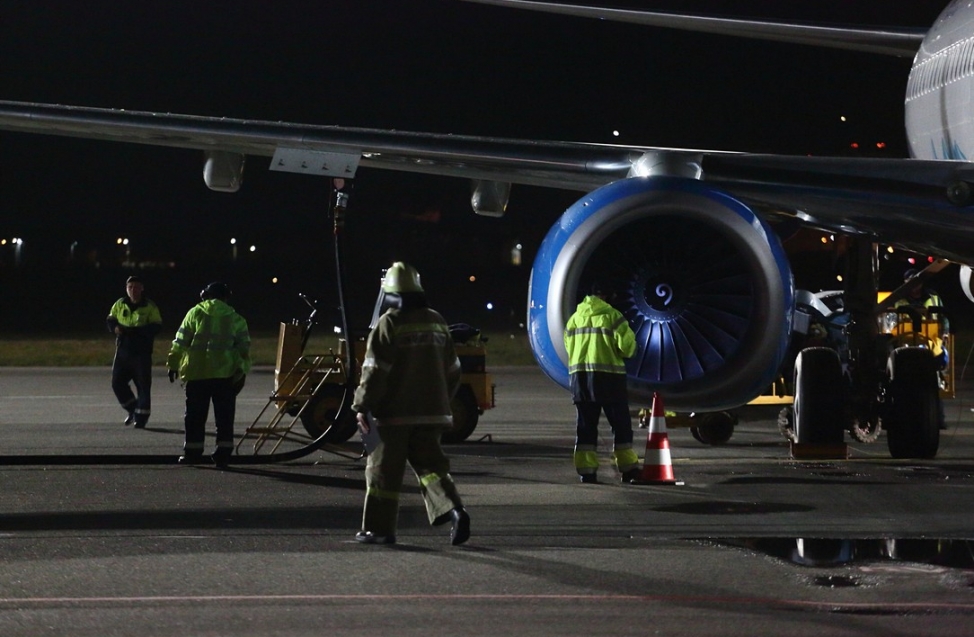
[793,347,845,445]
[442,385,479,444]
[885,347,940,459]
[300,385,358,444]
[690,411,736,445]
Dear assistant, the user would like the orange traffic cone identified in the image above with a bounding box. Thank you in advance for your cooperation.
[631,392,681,485]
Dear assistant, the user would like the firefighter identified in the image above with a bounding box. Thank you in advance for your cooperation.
[564,282,639,483]
[166,282,250,467]
[351,262,470,546]
[106,275,162,428]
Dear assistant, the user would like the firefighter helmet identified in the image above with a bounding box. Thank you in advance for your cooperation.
[381,262,423,294]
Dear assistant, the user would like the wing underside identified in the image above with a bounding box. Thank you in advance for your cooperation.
[2,100,973,264]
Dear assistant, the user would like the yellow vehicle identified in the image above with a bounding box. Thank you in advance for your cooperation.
[670,286,954,454]
[272,298,495,446]
[876,291,954,399]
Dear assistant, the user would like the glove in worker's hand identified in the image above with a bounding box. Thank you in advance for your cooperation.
[168,369,177,383]
[356,412,371,435]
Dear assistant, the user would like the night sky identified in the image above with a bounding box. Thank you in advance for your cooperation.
[0,1,950,331]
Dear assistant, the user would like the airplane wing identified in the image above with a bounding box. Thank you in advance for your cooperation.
[2,100,972,263]
[1,3,965,449]
[457,0,927,57]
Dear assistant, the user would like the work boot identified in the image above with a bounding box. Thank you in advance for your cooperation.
[355,531,396,545]
[449,507,470,546]
[124,411,135,426]
[211,450,231,469]
[621,469,641,483]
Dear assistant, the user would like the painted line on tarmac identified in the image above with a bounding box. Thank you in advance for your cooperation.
[0,593,973,613]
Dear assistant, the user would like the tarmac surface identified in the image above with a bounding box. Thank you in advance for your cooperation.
[1,365,974,636]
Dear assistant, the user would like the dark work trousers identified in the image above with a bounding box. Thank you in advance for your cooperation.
[362,424,464,536]
[575,401,634,446]
[573,400,637,476]
[111,349,153,425]
[182,377,236,457]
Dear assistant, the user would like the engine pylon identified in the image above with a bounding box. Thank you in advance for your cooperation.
[631,392,682,485]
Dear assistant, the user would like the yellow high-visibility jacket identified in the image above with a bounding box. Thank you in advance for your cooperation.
[167,299,251,382]
[565,295,635,375]
[107,297,162,355]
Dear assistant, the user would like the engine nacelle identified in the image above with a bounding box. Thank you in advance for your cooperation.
[528,176,795,411]
[203,151,245,192]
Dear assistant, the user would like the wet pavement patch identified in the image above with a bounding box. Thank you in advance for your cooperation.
[656,501,814,514]
[712,537,974,569]
[813,574,860,588]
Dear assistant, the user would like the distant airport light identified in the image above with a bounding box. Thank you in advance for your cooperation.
[272,277,279,284]
[230,238,237,245]
[840,116,847,122]
[887,246,895,253]
[0,239,6,246]
[486,302,494,310]
[249,245,256,252]
[928,256,935,262]
[612,130,620,137]
[836,275,843,282]
[850,142,859,149]
[820,237,827,244]
[117,237,129,246]
[469,275,476,282]
[908,257,916,264]
[876,142,886,149]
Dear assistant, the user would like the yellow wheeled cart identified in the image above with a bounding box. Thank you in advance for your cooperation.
[236,322,359,456]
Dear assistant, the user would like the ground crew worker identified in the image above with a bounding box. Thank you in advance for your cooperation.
[166,281,250,468]
[896,269,949,369]
[351,262,470,546]
[106,275,162,428]
[564,282,639,483]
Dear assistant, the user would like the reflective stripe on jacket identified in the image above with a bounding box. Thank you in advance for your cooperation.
[564,295,636,375]
[166,299,251,381]
[107,297,162,355]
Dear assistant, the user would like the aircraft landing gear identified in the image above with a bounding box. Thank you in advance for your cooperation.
[792,347,846,445]
[884,346,941,459]
[689,411,737,445]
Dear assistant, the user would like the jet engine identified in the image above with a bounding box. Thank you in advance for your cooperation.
[528,176,795,411]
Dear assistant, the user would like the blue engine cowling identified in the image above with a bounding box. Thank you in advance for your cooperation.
[528,176,795,411]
